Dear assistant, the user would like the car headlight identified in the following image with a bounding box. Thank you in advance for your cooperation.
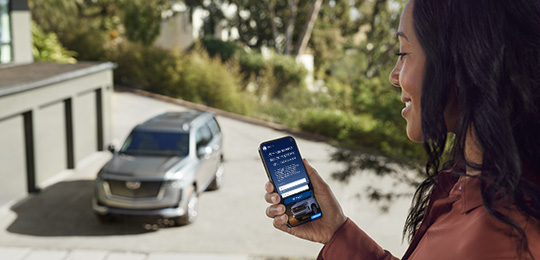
[169,180,183,188]
[165,170,184,181]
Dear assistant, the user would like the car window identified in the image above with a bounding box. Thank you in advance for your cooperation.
[207,118,221,136]
[195,125,212,150]
[120,130,189,156]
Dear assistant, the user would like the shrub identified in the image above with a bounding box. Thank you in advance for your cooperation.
[61,25,108,61]
[107,42,182,97]
[31,22,77,63]
[198,36,243,62]
[267,54,308,98]
[178,50,249,114]
[299,109,373,141]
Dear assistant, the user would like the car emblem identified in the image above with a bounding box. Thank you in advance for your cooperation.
[125,181,141,190]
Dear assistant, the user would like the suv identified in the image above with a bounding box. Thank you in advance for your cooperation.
[93,111,223,225]
[291,196,319,220]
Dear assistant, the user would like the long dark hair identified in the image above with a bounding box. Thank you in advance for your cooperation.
[404,0,540,255]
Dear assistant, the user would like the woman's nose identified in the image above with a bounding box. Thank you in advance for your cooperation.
[389,65,400,87]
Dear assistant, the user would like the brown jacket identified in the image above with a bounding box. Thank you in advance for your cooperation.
[317,172,540,260]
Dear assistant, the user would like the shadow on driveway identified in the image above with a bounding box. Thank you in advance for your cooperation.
[6,180,158,237]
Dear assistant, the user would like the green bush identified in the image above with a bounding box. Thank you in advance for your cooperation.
[109,42,250,115]
[299,109,373,140]
[196,37,307,99]
[107,42,182,96]
[122,0,162,46]
[178,50,249,114]
[267,54,308,98]
[32,22,77,63]
[198,36,243,62]
[62,27,108,61]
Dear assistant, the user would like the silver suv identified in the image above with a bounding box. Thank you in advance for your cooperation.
[291,196,319,220]
[92,111,223,225]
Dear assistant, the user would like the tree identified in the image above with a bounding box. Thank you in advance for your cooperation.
[122,0,163,46]
[29,0,172,57]
[188,0,328,57]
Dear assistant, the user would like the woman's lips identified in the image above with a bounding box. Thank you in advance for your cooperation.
[401,98,411,118]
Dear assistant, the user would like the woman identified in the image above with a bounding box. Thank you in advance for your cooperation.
[264,0,540,259]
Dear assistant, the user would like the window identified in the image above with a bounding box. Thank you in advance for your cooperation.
[120,130,190,157]
[195,125,212,150]
[207,118,221,136]
[0,0,12,63]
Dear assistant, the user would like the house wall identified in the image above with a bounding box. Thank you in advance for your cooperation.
[0,65,114,204]
[10,0,33,64]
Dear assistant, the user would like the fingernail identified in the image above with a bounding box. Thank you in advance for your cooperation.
[271,195,277,203]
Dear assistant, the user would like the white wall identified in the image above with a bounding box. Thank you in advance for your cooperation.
[10,11,33,64]
[154,12,194,52]
[0,115,26,205]
[0,66,113,197]
[34,101,66,187]
[73,90,97,163]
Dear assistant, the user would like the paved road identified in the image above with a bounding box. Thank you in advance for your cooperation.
[0,91,412,259]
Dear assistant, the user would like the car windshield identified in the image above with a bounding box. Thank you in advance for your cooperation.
[119,130,189,157]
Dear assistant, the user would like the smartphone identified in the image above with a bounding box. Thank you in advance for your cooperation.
[259,136,322,227]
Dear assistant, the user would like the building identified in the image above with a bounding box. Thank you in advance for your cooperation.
[0,0,115,205]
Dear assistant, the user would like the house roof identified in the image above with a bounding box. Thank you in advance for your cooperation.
[0,61,116,97]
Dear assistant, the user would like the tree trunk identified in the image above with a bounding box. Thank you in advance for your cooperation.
[293,0,323,56]
[283,0,298,55]
[267,1,279,51]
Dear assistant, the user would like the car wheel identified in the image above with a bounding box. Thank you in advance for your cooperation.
[176,188,199,225]
[311,204,319,214]
[95,213,117,223]
[207,158,224,191]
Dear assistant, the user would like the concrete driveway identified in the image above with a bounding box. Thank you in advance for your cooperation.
[0,90,412,259]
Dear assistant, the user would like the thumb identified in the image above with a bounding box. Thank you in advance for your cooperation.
[303,158,326,187]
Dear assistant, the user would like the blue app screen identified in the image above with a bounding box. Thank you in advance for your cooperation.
[260,136,322,226]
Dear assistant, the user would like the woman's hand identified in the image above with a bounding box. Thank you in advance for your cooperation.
[264,159,347,244]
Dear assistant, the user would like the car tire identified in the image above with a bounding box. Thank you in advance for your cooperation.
[175,188,199,226]
[312,204,319,214]
[207,157,224,191]
[95,213,117,223]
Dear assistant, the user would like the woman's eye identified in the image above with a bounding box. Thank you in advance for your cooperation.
[395,52,407,60]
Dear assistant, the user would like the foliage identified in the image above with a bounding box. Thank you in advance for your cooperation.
[266,54,307,98]
[108,41,249,115]
[29,0,171,59]
[178,48,249,114]
[122,0,163,46]
[187,0,324,56]
[107,42,182,96]
[31,22,77,63]
[198,36,244,61]
[196,37,307,99]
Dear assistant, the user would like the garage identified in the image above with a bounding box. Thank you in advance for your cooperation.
[0,62,115,203]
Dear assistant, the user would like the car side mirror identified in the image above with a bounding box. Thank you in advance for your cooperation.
[197,146,212,159]
[107,144,116,153]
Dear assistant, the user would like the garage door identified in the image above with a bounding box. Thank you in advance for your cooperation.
[74,90,97,163]
[35,101,67,187]
[0,115,27,205]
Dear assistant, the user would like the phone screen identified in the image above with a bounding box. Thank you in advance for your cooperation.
[259,136,322,227]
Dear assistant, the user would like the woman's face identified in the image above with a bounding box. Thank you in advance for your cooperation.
[389,0,425,142]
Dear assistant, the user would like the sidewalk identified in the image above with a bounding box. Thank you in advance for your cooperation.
[0,246,258,260]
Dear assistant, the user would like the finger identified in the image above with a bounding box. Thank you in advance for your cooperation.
[273,214,289,230]
[265,181,275,193]
[264,192,280,204]
[303,158,326,186]
[266,204,286,218]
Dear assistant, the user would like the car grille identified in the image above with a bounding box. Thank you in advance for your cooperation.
[107,180,162,198]
[292,204,307,213]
